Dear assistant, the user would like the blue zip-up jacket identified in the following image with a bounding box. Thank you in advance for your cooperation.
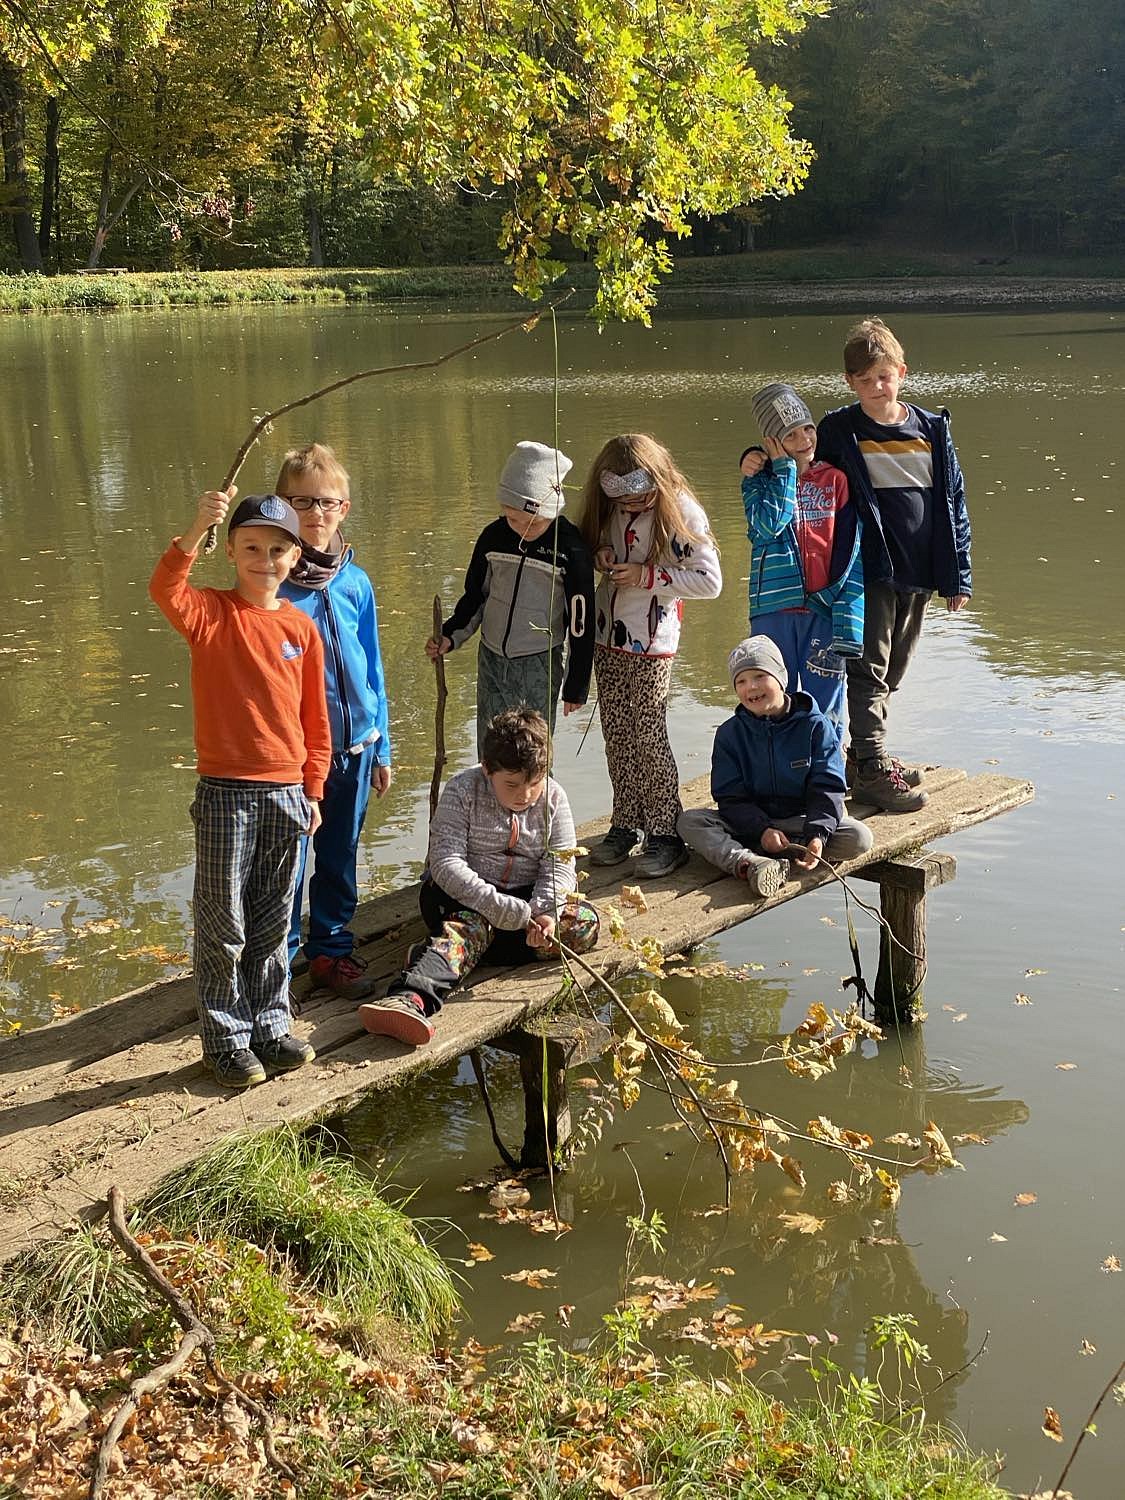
[711,692,846,848]
[815,402,972,599]
[279,547,391,764]
[741,456,865,655]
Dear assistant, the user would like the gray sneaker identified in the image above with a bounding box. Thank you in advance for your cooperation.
[634,834,689,880]
[853,758,928,814]
[358,992,436,1047]
[209,1048,267,1090]
[588,825,643,867]
[736,857,788,899]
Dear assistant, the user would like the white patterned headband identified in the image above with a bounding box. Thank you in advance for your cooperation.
[600,467,654,498]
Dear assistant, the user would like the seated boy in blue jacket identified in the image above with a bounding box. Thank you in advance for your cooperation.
[678,636,873,899]
[276,443,392,1000]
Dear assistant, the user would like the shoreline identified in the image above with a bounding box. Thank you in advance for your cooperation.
[3,260,1125,316]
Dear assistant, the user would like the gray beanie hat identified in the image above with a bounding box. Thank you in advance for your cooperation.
[751,382,814,443]
[728,635,787,689]
[497,440,572,520]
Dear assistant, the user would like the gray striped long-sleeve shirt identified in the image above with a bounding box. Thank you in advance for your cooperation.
[426,766,578,930]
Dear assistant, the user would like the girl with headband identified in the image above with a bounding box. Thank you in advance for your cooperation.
[579,434,722,879]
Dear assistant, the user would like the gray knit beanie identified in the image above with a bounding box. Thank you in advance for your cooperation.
[751,382,814,443]
[728,635,787,689]
[497,441,572,519]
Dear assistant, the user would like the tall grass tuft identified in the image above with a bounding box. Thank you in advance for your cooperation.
[0,1225,160,1350]
[139,1124,459,1341]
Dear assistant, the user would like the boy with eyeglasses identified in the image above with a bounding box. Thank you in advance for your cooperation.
[275,443,392,1000]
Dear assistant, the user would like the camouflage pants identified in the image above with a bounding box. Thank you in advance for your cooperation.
[392,880,600,1015]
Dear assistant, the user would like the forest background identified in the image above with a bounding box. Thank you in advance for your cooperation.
[2,0,1123,315]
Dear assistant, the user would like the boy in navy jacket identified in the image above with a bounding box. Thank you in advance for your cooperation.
[276,444,392,999]
[816,317,972,812]
[678,637,873,899]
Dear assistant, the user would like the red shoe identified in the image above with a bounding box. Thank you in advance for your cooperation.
[357,992,435,1047]
[309,953,376,1000]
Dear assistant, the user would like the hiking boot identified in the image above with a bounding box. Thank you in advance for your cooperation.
[846,749,924,790]
[254,1034,316,1072]
[309,952,377,1000]
[209,1048,267,1090]
[852,758,928,814]
[634,834,689,880]
[735,856,788,900]
[588,825,643,867]
[358,992,436,1047]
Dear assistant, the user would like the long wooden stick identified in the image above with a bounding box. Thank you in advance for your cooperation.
[91,1186,295,1497]
[202,290,575,552]
[429,595,449,822]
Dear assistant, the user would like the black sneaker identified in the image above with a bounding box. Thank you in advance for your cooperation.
[846,748,924,790]
[634,834,689,880]
[254,1034,316,1072]
[209,1049,267,1089]
[853,758,928,814]
[588,825,642,867]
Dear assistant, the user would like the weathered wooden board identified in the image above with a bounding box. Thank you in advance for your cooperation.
[0,769,1031,1258]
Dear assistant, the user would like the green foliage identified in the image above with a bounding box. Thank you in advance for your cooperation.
[0,1224,157,1349]
[138,1123,460,1340]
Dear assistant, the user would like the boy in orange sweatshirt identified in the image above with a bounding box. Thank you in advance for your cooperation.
[149,488,332,1089]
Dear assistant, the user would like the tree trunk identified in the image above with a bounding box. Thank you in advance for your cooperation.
[38,95,60,264]
[0,54,44,271]
[307,198,324,266]
[87,148,143,269]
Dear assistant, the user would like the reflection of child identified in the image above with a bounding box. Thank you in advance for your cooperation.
[427,442,595,754]
[741,382,863,740]
[816,318,972,812]
[679,636,873,899]
[580,433,722,880]
[149,490,330,1090]
[276,444,392,1002]
[358,708,600,1047]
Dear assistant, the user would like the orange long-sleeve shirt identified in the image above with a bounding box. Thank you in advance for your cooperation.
[149,543,332,798]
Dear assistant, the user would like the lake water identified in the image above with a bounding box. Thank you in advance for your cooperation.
[1,301,1122,1495]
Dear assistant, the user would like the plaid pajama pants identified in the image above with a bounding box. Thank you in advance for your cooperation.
[190,777,309,1056]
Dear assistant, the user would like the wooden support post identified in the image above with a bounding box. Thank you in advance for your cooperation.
[853,852,957,1025]
[491,1014,612,1168]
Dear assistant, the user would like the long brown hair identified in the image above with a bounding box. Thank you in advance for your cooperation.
[579,434,711,565]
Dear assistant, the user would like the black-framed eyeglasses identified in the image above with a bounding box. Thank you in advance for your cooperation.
[285,495,344,513]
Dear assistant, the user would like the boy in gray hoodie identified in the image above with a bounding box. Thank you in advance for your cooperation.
[358,707,599,1045]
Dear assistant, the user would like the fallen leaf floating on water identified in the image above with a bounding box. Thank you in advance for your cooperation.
[922,1122,961,1170]
[1080,1338,1097,1355]
[1014,993,1034,1006]
[950,1012,968,1023]
[1101,1255,1122,1274]
[1014,1192,1038,1207]
[465,1242,495,1262]
[556,1304,574,1326]
[488,1180,532,1209]
[1025,967,1047,976]
[1041,1406,1064,1442]
[778,1212,825,1235]
[505,1311,545,1334]
[1055,1061,1078,1071]
[502,1268,558,1288]
[989,1233,1008,1243]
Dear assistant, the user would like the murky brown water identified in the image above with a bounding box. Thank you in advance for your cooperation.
[2,302,1123,1494]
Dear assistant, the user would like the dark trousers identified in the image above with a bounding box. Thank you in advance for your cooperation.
[846,582,929,761]
[288,741,377,967]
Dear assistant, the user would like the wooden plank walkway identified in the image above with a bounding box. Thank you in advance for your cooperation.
[0,768,1032,1258]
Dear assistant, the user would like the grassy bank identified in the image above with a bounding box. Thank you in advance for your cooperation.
[0,1125,1013,1498]
[4,247,1125,313]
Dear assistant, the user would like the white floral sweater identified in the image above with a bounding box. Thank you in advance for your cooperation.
[594,494,722,657]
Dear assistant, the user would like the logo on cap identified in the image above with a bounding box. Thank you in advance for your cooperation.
[773,394,807,426]
[261,496,287,520]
